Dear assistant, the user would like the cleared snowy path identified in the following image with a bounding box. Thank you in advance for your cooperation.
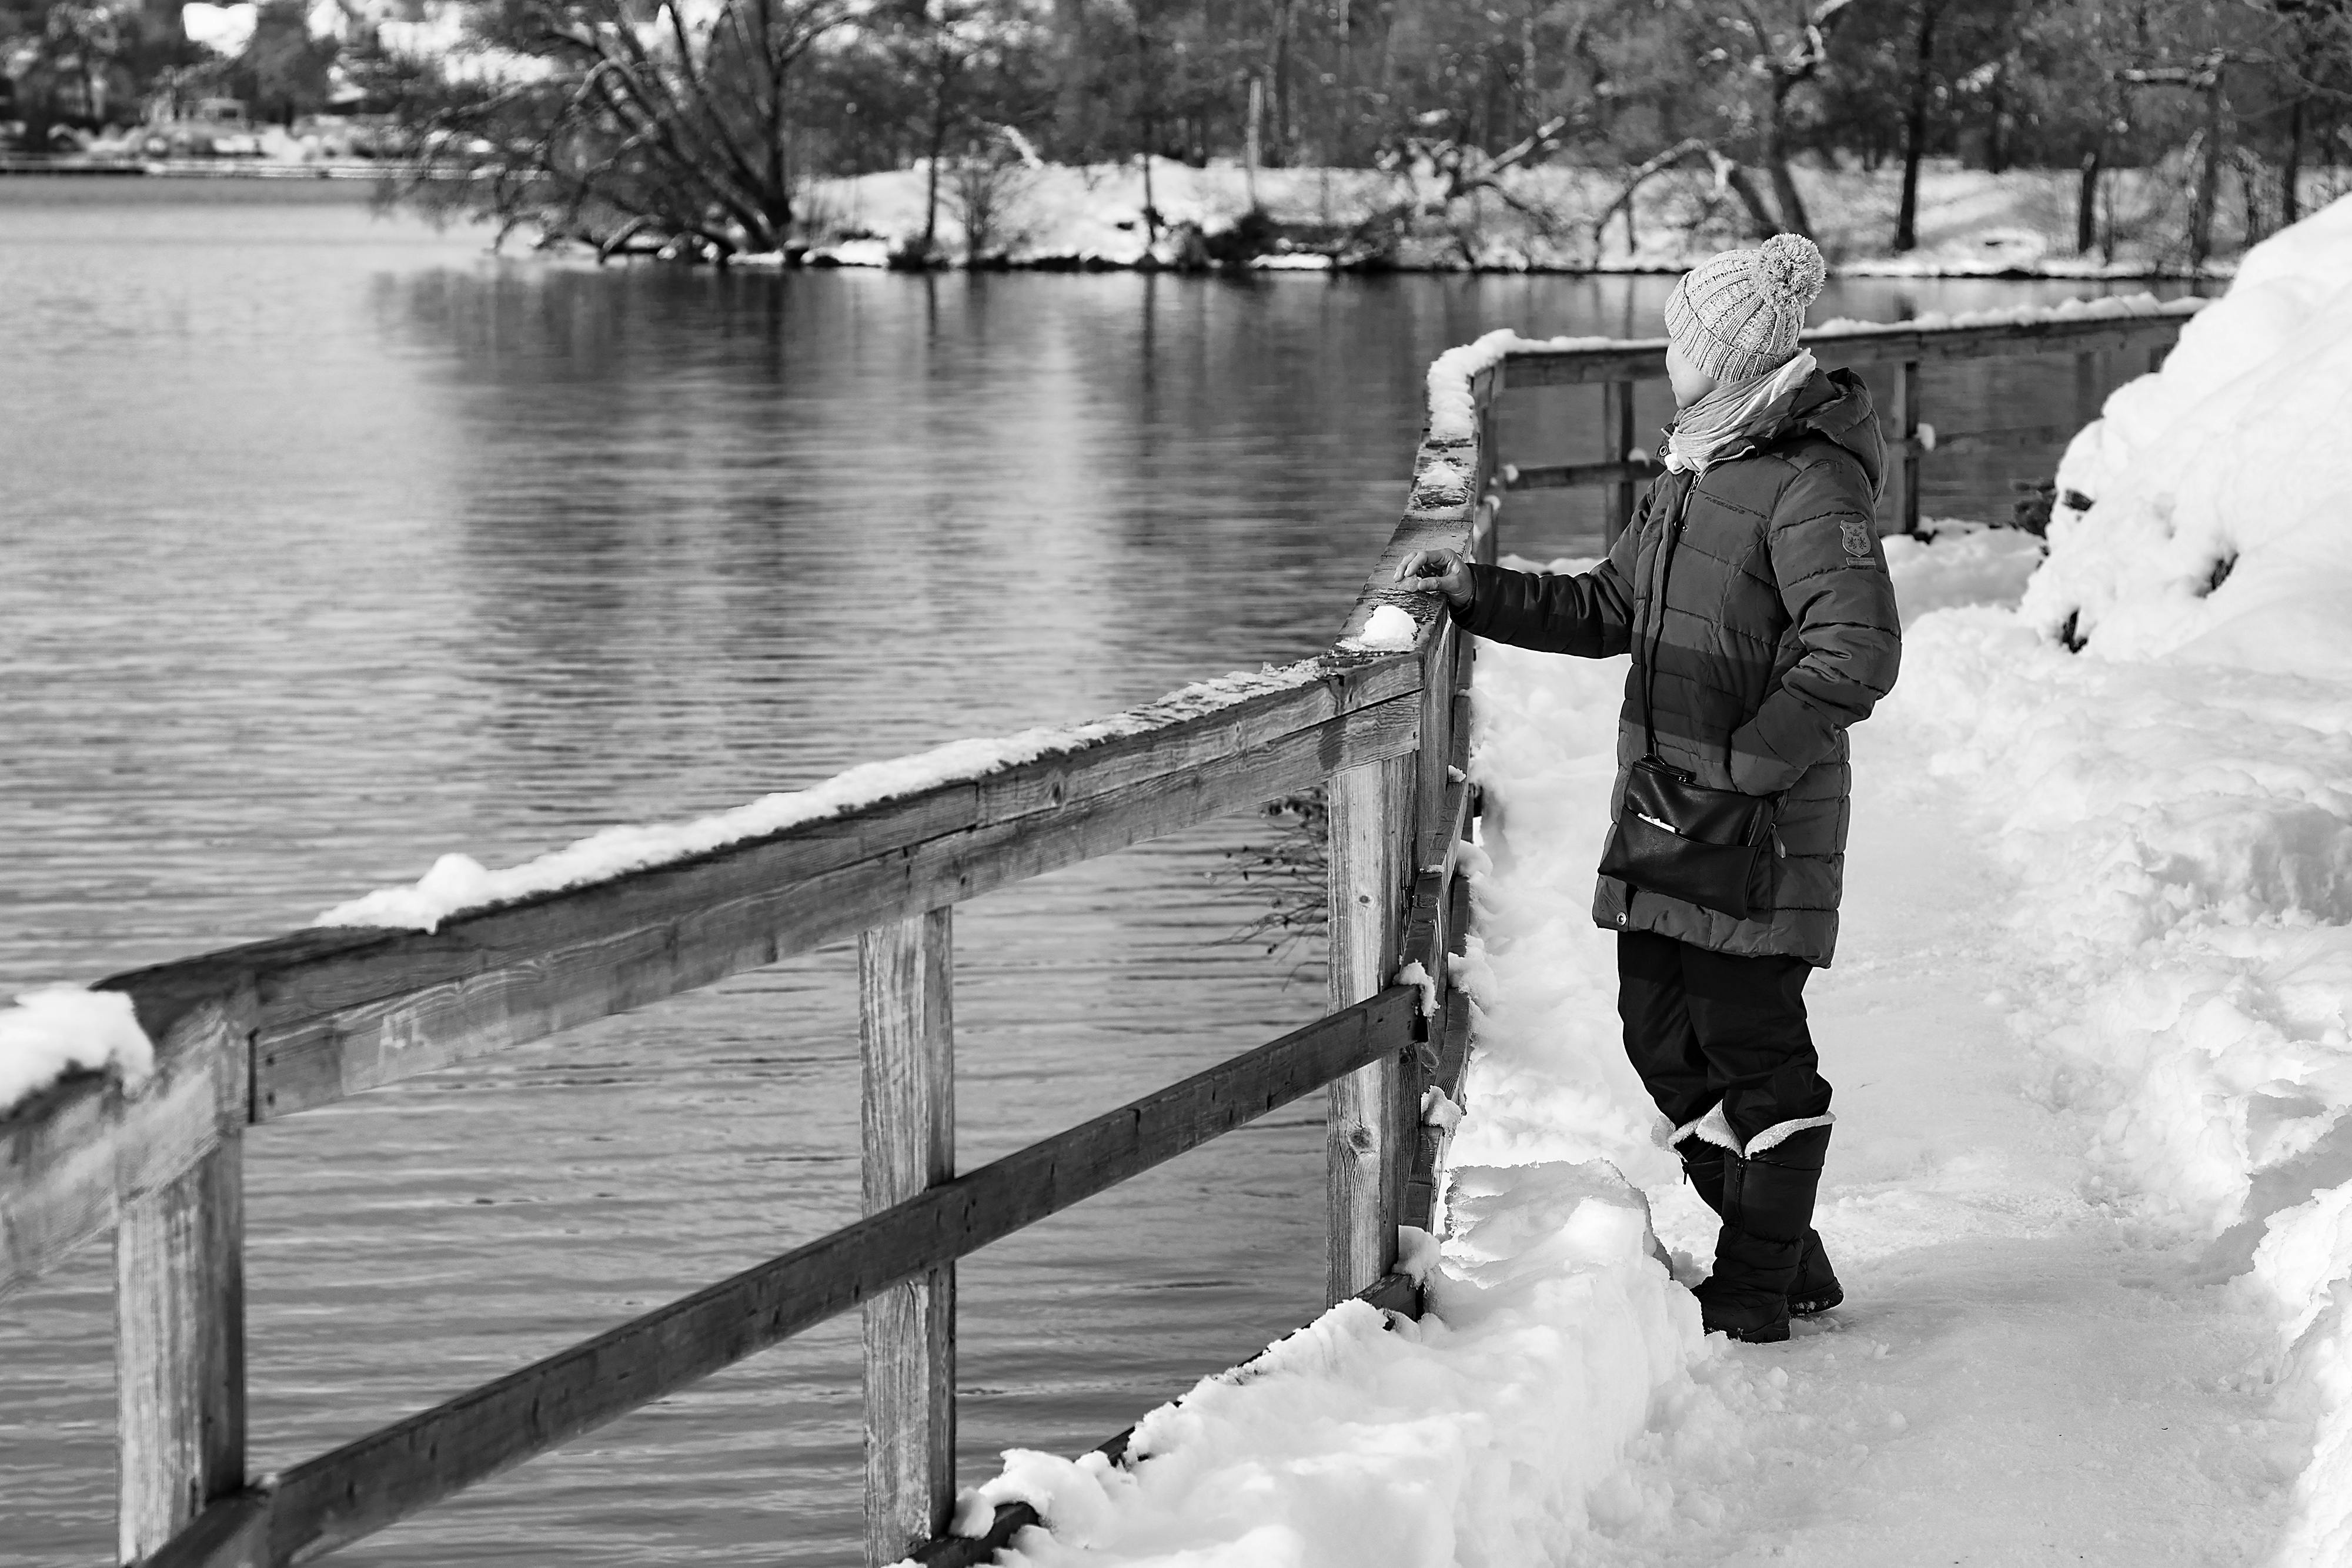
[1572,708,2296,1565]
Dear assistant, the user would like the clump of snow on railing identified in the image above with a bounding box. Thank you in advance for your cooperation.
[1809,291,2204,337]
[1395,1223,1441,1284]
[1420,1087,1464,1132]
[1424,329,1616,443]
[317,664,1329,932]
[1346,604,1419,653]
[0,986,155,1116]
[1412,457,1469,502]
[1394,957,1439,1018]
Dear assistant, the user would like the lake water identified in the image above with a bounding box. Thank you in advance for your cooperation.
[0,179,2192,1566]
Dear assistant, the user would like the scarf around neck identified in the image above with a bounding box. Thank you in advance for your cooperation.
[1662,350,1819,475]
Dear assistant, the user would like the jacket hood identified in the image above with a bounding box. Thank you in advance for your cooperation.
[1768,366,1886,499]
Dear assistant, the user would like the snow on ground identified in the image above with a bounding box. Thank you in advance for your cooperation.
[944,198,2352,1566]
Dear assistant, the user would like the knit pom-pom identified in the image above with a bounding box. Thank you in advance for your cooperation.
[1754,233,1827,310]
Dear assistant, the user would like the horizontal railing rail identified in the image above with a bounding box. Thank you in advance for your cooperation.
[9,292,2169,1568]
[1498,299,2206,534]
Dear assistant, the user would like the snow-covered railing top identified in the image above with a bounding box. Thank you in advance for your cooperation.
[1495,291,2206,387]
[1449,291,2210,536]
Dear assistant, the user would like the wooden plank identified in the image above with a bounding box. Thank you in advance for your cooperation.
[118,1130,248,1562]
[1502,457,1658,492]
[1909,422,2077,457]
[1357,1271,1421,1316]
[1416,690,1477,880]
[1401,988,1475,1234]
[1399,866,1451,979]
[1499,306,2204,387]
[1339,440,1489,650]
[0,981,251,1305]
[138,989,1418,1568]
[1602,380,1638,545]
[1413,618,1457,880]
[1,694,1423,1300]
[860,909,957,1567]
[1325,755,1414,1306]
[1892,361,1921,535]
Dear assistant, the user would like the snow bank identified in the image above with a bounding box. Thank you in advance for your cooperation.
[947,1163,1739,1568]
[1871,196,2352,1566]
[318,667,1321,931]
[2027,201,2352,678]
[0,986,155,1116]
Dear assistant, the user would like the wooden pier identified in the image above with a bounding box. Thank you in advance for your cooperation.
[1,295,2204,1568]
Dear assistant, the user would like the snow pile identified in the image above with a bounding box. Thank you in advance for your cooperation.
[1810,291,2203,337]
[2024,207,2352,680]
[0,986,155,1116]
[1883,522,2044,626]
[1870,196,2352,1564]
[948,1164,1744,1568]
[317,666,1322,931]
[1412,458,1469,501]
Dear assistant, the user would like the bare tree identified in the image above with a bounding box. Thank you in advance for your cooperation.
[1723,0,1854,238]
[393,0,857,258]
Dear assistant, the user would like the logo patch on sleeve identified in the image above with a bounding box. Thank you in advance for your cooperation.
[1840,519,1877,562]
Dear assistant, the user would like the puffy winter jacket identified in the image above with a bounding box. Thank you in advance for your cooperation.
[1454,366,1903,965]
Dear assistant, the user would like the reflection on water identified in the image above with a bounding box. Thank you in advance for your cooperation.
[0,182,2186,1565]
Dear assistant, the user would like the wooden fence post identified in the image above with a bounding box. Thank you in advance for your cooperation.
[2074,350,2100,429]
[1602,380,1636,546]
[1892,360,1922,535]
[861,907,956,1568]
[117,1139,246,1563]
[1325,753,1412,1305]
[115,1007,249,1565]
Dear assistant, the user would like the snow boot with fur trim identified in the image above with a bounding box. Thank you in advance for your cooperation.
[1672,1115,1843,1318]
[1691,1115,1835,1344]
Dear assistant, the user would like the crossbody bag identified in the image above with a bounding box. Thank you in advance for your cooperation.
[1596,492,1785,922]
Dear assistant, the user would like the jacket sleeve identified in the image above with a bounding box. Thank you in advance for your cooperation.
[1728,462,1904,795]
[1448,504,1640,658]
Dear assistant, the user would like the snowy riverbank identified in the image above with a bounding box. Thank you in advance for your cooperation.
[935,195,2352,1564]
[794,158,2274,278]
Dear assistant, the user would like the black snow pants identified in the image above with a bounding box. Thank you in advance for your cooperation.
[1615,930,1831,1144]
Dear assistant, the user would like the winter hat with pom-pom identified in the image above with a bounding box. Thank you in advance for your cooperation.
[1663,233,1828,384]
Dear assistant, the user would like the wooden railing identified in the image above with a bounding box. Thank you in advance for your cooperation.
[2,291,2206,1568]
[1501,298,2207,537]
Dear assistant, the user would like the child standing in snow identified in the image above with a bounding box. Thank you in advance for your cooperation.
[1397,235,1903,1343]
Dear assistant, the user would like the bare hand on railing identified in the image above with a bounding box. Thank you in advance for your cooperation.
[1395,548,1474,609]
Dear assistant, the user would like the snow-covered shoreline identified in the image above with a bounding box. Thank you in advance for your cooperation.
[785,159,2254,280]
